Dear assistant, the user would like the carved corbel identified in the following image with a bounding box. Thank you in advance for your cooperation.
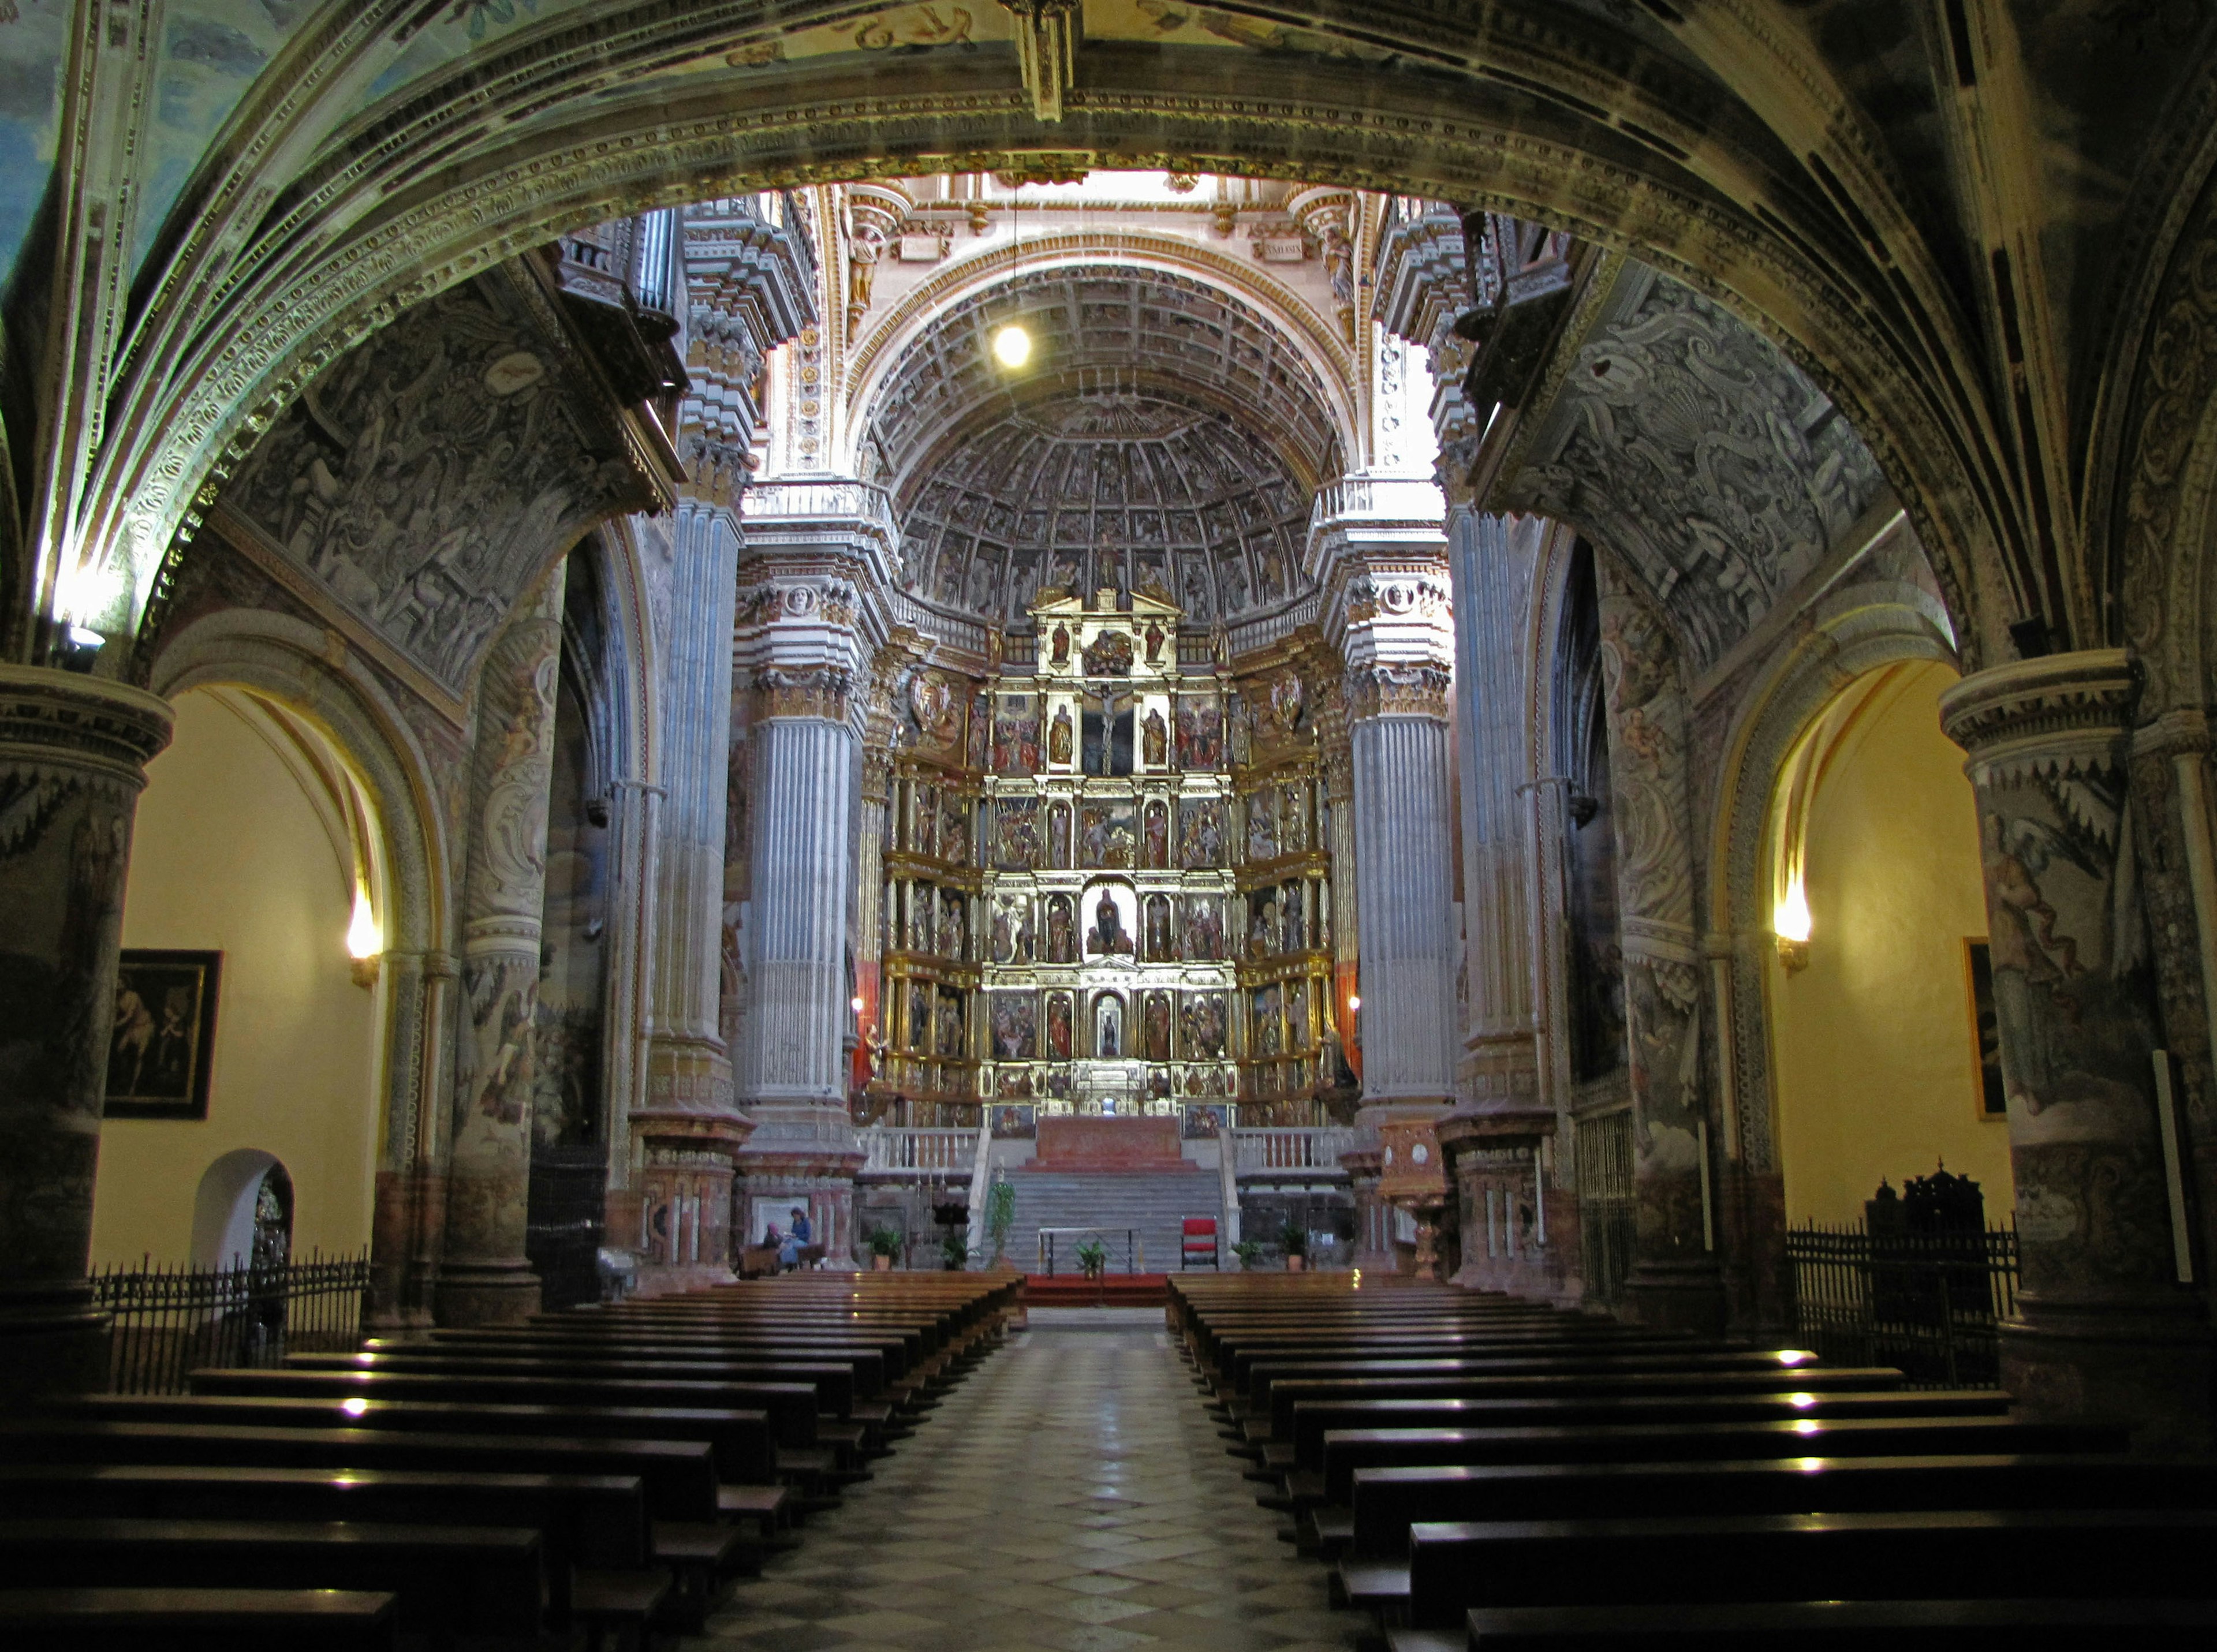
[1002,1,1084,122]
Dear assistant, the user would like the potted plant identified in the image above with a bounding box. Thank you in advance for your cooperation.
[1282,1219,1308,1273]
[867,1225,902,1270]
[942,1232,969,1271]
[1074,1238,1108,1280]
[1232,1239,1266,1272]
[986,1176,1017,1268]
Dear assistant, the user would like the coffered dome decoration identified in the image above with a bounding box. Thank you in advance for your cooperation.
[863,266,1345,628]
[899,392,1313,629]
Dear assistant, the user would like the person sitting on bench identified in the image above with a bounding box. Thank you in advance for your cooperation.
[778,1209,811,1272]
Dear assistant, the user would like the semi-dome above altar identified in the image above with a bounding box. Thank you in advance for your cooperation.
[863,266,1343,629]
[897,390,1315,629]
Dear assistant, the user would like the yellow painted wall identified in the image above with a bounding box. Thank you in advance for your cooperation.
[1768,660,2016,1226]
[91,690,382,1266]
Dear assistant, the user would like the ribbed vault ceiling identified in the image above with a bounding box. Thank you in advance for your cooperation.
[867,267,1341,627]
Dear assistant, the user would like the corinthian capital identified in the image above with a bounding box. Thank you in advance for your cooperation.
[1344,663,1453,723]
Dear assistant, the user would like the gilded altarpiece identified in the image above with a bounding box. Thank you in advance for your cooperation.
[964,592,1248,1121]
[1228,643,1342,1122]
[878,663,984,1115]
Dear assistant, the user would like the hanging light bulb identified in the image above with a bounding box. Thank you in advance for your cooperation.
[348,884,382,988]
[1774,874,1811,973]
[992,322,1032,368]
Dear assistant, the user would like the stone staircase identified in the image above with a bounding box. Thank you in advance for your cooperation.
[1001,1167,1224,1276]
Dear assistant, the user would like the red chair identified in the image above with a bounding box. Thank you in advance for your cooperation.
[1181,1217,1219,1269]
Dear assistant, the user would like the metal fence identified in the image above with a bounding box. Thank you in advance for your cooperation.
[1785,1223,2019,1388]
[91,1250,371,1394]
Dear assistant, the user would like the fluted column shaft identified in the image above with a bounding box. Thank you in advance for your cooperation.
[1451,510,1540,1099]
[1349,705,1460,1102]
[437,573,563,1325]
[646,498,745,1113]
[742,712,860,1102]
[0,666,173,1397]
[1942,650,2213,1446]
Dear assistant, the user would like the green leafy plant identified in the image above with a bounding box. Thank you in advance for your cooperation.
[986,1176,1017,1262]
[867,1225,904,1259]
[1074,1239,1108,1277]
[942,1232,969,1270]
[1232,1240,1266,1269]
[1281,1219,1308,1258]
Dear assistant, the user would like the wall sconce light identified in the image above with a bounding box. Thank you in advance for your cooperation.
[1347,995,1361,1013]
[1774,875,1811,974]
[850,996,865,1015]
[348,885,382,988]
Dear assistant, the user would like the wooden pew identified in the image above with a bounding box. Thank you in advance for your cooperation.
[1442,1598,2217,1651]
[1313,1413,2129,1508]
[0,1587,400,1651]
[0,1516,546,1641]
[1344,1450,2217,1565]
[1389,1507,2217,1628]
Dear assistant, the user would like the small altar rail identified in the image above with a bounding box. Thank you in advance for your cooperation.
[861,1126,981,1176]
[1036,1226,1146,1277]
[1231,1126,1356,1175]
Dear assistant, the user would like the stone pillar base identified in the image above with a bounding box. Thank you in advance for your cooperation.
[2000,1296,2215,1452]
[1620,1257,1727,1335]
[0,1290,110,1404]
[631,1109,751,1295]
[434,1259,543,1326]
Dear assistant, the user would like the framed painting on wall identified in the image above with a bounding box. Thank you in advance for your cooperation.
[104,949,222,1120]
[1962,938,2007,1123]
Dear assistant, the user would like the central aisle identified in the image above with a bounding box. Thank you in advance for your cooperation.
[689,1306,1369,1651]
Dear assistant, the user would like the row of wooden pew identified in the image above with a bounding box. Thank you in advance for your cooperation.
[1168,1273,2216,1650]
[0,1273,1017,1649]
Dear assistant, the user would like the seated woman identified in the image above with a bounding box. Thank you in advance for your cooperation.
[778,1206,811,1270]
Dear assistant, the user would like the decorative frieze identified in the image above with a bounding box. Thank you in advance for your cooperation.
[1345,663,1452,723]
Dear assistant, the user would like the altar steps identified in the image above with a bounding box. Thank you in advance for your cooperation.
[1002,1168,1223,1278]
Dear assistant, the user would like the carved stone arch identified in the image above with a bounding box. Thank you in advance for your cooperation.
[85,69,2018,675]
[841,238,1363,474]
[146,611,453,1229]
[1704,581,1957,1174]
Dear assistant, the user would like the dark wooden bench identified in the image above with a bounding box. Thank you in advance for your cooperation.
[1424,1598,2217,1651]
[1238,1350,1828,1414]
[0,1516,545,1639]
[1386,1507,2217,1627]
[1222,1339,1761,1397]
[1348,1451,2217,1561]
[187,1366,824,1451]
[1313,1414,2131,1508]
[1261,1367,1910,1448]
[0,1587,399,1651]
[1281,1386,2005,1475]
[0,1416,725,1524]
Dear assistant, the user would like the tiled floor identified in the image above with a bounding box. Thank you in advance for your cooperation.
[686,1307,1369,1652]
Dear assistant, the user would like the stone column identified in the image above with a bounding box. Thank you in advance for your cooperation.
[1941,651,2214,1445]
[1347,676,1460,1105]
[734,668,867,1259]
[634,498,753,1292]
[0,666,173,1399]
[1450,510,1542,1103]
[438,574,564,1325]
[1595,572,1723,1332]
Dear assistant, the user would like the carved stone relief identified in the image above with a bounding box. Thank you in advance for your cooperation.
[1511,268,1887,674]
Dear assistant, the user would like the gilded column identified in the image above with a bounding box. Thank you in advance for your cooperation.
[633,495,753,1292]
[1941,651,2213,1446]
[0,666,173,1397]
[438,573,564,1325]
[1595,570,1723,1332]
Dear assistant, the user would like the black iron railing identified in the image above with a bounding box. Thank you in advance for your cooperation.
[1785,1223,2018,1388]
[90,1250,370,1394]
